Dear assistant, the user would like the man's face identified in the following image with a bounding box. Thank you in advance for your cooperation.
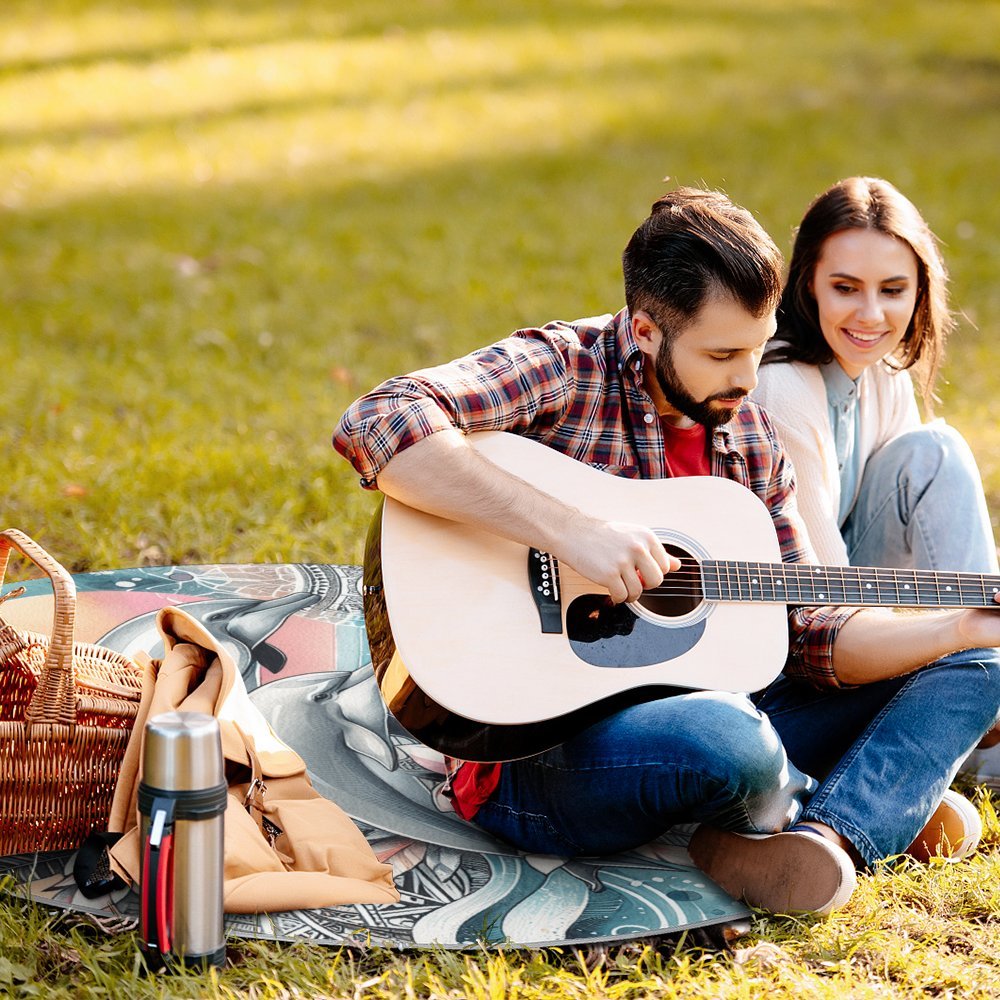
[636,291,776,429]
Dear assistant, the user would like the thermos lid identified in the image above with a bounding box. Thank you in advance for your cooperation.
[142,711,225,791]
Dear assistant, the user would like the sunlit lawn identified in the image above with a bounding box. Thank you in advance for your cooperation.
[3,0,1000,996]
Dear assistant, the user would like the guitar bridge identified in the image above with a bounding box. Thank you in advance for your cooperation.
[528,549,563,633]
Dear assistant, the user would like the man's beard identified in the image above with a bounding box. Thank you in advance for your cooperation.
[654,339,748,429]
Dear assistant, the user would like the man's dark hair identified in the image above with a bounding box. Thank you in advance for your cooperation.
[622,187,783,340]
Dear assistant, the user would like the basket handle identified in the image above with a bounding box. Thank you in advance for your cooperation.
[0,528,78,728]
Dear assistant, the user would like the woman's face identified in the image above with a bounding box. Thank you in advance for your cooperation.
[811,228,919,379]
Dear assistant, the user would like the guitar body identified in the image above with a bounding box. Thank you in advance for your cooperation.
[364,432,789,761]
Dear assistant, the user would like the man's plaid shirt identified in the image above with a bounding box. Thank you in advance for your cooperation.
[334,308,859,689]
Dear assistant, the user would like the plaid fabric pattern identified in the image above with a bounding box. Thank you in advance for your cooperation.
[334,308,858,688]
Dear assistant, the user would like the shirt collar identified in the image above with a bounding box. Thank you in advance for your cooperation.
[711,423,734,455]
[820,359,860,406]
[616,309,645,378]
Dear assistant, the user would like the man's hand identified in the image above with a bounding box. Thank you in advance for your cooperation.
[555,515,681,604]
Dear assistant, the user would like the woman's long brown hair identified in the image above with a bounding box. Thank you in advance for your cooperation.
[764,177,953,411]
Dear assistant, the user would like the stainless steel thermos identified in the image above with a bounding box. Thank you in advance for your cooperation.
[138,711,227,970]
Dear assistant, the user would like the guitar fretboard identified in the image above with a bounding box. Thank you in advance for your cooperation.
[701,561,1000,609]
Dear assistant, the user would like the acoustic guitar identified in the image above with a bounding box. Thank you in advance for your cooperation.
[362,431,1000,762]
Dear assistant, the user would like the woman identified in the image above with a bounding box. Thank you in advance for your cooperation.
[753,176,1000,850]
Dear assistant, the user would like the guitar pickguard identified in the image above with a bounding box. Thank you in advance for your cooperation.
[566,594,706,667]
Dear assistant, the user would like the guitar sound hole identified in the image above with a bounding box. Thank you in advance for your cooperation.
[636,543,703,618]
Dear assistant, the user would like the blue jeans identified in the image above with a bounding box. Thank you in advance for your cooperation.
[756,647,1000,865]
[474,649,1000,867]
[473,691,816,857]
[841,423,1000,784]
[842,423,999,574]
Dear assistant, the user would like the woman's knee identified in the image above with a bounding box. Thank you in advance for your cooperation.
[918,648,1000,731]
[875,422,979,487]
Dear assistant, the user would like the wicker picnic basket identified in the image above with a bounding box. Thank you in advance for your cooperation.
[0,528,144,855]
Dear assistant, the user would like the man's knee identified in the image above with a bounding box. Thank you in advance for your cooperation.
[669,692,807,831]
[649,691,789,791]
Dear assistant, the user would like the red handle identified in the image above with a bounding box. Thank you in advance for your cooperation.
[156,833,174,955]
[140,801,175,962]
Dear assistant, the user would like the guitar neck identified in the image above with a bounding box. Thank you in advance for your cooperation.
[702,561,1000,609]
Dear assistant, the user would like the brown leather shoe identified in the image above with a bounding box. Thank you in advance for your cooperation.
[907,789,982,862]
[688,826,857,915]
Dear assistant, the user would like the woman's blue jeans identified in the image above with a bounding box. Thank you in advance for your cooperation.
[474,649,1000,868]
[842,423,1000,783]
[842,422,998,574]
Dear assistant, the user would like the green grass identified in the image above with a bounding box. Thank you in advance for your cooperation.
[4,0,1000,572]
[3,0,1000,995]
[4,796,1000,997]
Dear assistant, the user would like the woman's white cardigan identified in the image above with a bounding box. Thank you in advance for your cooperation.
[752,359,921,566]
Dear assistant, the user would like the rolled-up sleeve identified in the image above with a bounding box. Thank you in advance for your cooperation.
[333,388,459,488]
[333,332,573,488]
[737,404,862,689]
[773,467,861,688]
[785,605,858,687]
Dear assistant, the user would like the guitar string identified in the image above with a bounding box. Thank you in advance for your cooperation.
[555,565,1000,605]
[547,560,1000,586]
[556,584,999,601]
[644,571,1000,599]
[555,583,1000,606]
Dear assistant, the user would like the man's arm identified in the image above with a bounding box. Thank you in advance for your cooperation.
[831,603,1000,685]
[376,428,678,604]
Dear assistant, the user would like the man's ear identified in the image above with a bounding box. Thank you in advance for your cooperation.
[631,310,662,358]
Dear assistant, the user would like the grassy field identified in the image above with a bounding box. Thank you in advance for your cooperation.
[3,0,1000,995]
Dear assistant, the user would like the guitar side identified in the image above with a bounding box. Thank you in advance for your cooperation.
[363,432,790,761]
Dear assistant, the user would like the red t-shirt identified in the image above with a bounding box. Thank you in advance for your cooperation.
[447,421,710,820]
[660,419,711,477]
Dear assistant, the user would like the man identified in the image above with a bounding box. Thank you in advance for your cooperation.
[333,188,1000,915]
